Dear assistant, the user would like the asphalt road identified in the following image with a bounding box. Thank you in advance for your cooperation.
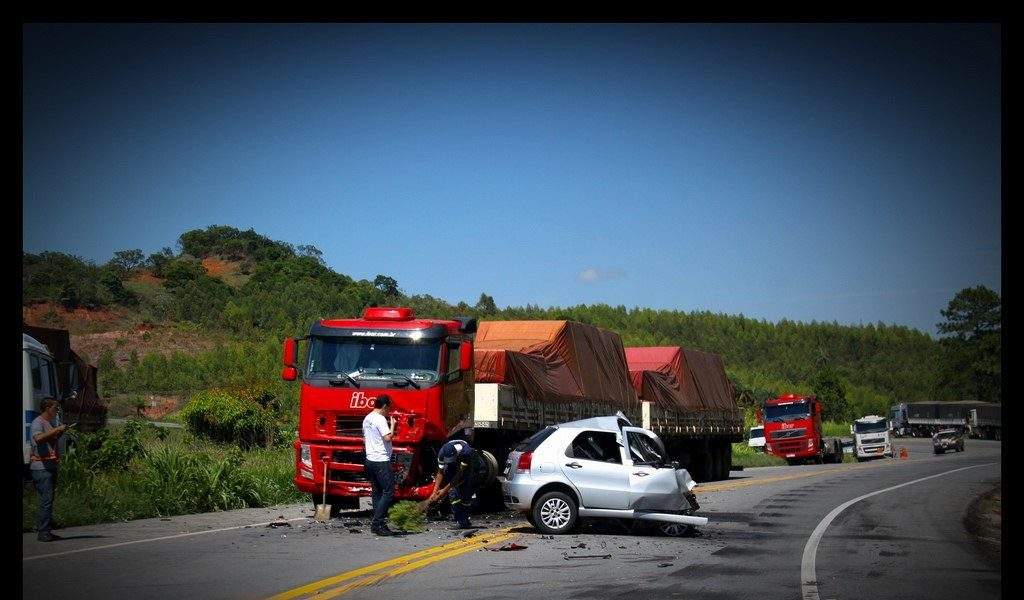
[22,438,1000,600]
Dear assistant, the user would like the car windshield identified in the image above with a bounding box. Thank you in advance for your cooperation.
[306,337,441,385]
[855,421,888,434]
[750,428,764,438]
[936,431,958,439]
[764,402,810,422]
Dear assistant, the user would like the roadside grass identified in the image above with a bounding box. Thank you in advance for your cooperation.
[822,421,852,438]
[22,421,303,532]
[731,442,786,468]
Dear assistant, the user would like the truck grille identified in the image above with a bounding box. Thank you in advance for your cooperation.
[333,450,366,464]
[861,437,885,444]
[330,469,369,483]
[335,417,364,436]
[775,439,805,452]
[771,428,806,440]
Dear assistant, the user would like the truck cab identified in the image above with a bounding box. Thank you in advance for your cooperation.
[23,334,62,470]
[760,393,841,465]
[282,307,478,506]
[851,415,893,461]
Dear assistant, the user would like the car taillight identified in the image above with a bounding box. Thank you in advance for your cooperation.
[516,451,533,473]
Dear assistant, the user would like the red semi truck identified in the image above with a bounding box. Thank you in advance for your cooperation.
[282,307,743,509]
[759,393,843,465]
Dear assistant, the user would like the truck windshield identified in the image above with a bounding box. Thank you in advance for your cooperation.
[306,338,441,385]
[763,402,810,422]
[854,421,888,434]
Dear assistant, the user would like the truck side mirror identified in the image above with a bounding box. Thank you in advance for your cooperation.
[282,338,298,367]
[281,338,299,381]
[459,340,473,371]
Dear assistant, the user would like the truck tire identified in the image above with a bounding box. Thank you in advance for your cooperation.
[786,458,801,466]
[721,444,733,479]
[710,446,723,481]
[532,491,578,535]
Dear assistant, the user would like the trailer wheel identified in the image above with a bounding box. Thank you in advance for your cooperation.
[721,444,733,479]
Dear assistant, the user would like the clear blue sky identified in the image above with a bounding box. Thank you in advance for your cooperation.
[23,23,1001,335]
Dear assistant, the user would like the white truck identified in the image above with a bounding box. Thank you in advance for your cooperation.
[22,334,63,471]
[850,415,893,461]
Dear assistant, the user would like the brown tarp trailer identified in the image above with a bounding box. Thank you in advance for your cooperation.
[23,324,107,431]
[625,346,737,413]
[474,320,638,412]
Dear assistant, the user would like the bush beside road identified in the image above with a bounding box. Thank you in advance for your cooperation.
[22,420,303,531]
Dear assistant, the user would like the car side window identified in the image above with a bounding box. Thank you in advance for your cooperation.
[566,431,622,464]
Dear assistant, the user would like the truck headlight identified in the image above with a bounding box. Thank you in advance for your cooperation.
[300,443,312,468]
[807,439,814,449]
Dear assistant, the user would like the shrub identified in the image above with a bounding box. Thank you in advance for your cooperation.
[180,389,278,449]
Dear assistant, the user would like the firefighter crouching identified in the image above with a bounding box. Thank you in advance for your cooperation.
[422,439,489,529]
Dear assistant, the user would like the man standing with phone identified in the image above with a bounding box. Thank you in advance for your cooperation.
[362,394,397,536]
[30,398,69,542]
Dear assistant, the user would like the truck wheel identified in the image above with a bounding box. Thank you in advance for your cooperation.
[532,491,578,535]
[721,444,733,479]
[786,458,800,466]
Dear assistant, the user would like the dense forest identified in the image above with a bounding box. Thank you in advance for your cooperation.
[23,225,1001,422]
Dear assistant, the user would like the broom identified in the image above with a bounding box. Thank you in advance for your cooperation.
[314,458,331,522]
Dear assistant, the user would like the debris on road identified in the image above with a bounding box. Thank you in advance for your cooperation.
[348,529,362,534]
[570,543,587,549]
[267,521,292,528]
[562,553,612,560]
[462,529,480,538]
[658,563,674,568]
[490,543,528,551]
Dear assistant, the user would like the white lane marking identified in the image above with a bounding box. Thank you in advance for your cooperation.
[23,516,309,561]
[800,462,997,600]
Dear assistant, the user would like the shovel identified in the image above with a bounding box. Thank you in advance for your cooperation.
[315,459,331,523]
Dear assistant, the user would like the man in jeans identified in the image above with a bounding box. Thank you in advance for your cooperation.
[30,398,68,542]
[362,394,397,536]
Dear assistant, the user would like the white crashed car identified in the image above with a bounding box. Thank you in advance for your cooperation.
[500,413,707,536]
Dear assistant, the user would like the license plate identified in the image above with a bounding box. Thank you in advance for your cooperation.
[786,454,796,458]
[358,497,373,511]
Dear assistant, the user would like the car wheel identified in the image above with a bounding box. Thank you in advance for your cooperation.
[525,512,537,528]
[658,522,695,537]
[532,491,578,535]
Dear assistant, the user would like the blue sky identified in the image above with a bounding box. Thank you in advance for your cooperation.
[23,24,1001,335]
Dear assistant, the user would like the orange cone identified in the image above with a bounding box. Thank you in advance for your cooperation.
[899,447,908,460]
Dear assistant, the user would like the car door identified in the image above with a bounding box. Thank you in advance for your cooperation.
[623,427,685,511]
[559,429,629,509]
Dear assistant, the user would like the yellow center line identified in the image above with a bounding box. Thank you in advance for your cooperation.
[314,531,519,599]
[266,527,516,600]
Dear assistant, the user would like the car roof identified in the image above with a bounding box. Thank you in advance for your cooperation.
[936,428,959,434]
[854,415,886,423]
[556,412,634,433]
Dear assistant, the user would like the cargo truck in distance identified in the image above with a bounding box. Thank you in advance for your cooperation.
[759,394,843,465]
[850,415,893,461]
[890,401,1000,440]
[281,307,743,509]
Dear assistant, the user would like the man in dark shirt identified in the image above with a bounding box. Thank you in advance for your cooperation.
[30,398,68,542]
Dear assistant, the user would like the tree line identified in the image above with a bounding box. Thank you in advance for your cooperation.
[23,225,1001,420]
